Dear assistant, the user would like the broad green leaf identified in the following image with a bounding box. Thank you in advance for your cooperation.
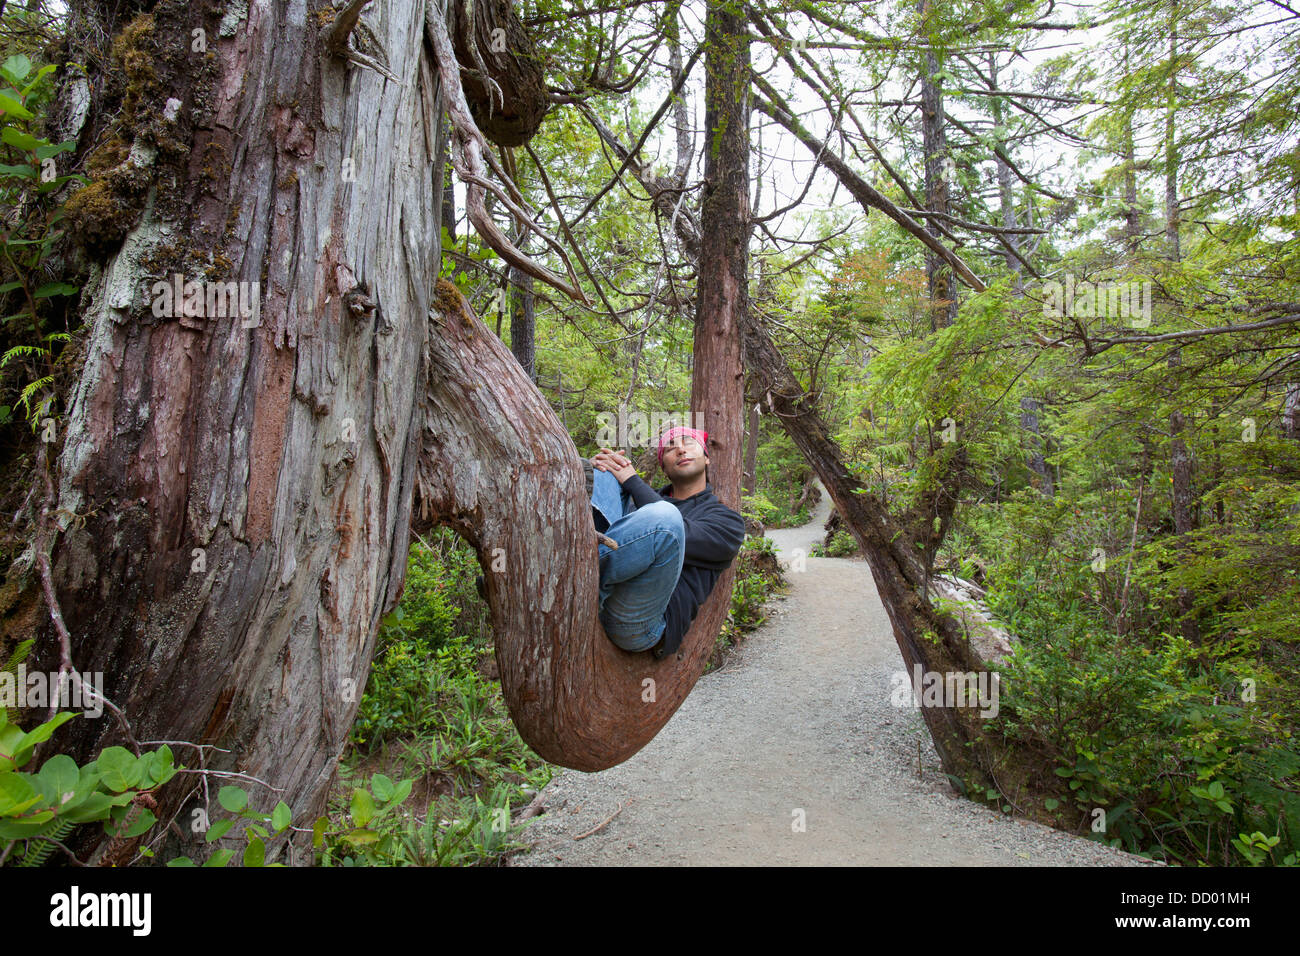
[34,282,78,299]
[218,785,248,813]
[271,801,291,833]
[0,812,56,838]
[350,788,374,828]
[34,140,75,161]
[21,64,57,97]
[204,818,233,843]
[0,771,42,815]
[96,746,142,791]
[11,711,76,766]
[0,90,32,119]
[370,773,394,802]
[123,808,157,838]
[35,754,79,804]
[342,828,380,846]
[61,791,119,823]
[203,848,234,867]
[1,55,32,85]
[1,125,38,149]
[244,837,265,867]
[142,746,176,787]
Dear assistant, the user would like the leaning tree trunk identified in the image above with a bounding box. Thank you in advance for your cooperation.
[34,0,448,863]
[739,311,995,792]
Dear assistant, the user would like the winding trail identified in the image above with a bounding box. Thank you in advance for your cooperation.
[511,485,1154,866]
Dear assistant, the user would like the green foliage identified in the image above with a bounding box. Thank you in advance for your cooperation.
[170,776,413,867]
[991,625,1300,865]
[751,429,816,528]
[963,482,1300,865]
[388,785,533,867]
[0,53,86,429]
[710,534,784,665]
[352,532,490,751]
[726,534,781,631]
[811,529,859,558]
[324,526,551,865]
[1,709,179,866]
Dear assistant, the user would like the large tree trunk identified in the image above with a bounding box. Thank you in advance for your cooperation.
[413,280,740,771]
[693,0,747,536]
[33,0,448,863]
[744,393,759,496]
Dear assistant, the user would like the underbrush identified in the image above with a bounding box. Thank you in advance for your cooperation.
[810,528,859,558]
[710,533,785,669]
[319,529,548,866]
[323,520,786,864]
[950,489,1300,866]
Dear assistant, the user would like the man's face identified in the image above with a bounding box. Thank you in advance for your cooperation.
[661,435,708,481]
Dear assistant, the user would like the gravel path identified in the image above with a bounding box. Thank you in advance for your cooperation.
[511,485,1155,866]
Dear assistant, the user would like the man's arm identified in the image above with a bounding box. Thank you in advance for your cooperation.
[619,473,665,509]
[682,505,746,567]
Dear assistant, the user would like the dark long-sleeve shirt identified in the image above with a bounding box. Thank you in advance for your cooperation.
[619,474,746,658]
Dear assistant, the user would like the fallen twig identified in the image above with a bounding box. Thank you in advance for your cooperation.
[574,800,627,840]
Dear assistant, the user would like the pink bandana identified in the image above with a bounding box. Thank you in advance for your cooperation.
[656,426,709,464]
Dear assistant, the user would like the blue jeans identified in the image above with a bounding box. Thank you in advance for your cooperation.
[591,468,684,652]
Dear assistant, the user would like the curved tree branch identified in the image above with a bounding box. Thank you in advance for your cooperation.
[425,0,588,303]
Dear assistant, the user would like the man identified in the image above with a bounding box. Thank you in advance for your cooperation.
[585,425,746,659]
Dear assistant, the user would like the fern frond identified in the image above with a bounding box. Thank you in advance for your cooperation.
[2,638,34,723]
[16,375,52,414]
[1,344,47,368]
[15,820,77,867]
